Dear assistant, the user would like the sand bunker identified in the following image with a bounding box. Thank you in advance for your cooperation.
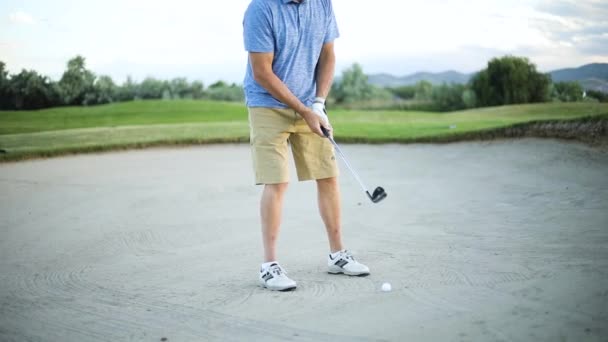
[1,139,607,341]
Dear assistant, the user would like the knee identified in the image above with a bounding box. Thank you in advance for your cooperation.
[264,182,289,196]
[317,177,338,188]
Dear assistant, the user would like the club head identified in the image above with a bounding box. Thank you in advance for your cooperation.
[367,187,387,203]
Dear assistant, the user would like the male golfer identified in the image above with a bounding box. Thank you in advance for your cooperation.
[243,0,369,291]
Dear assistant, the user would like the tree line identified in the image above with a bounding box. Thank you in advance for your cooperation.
[1,55,604,112]
[0,56,244,110]
[330,56,605,111]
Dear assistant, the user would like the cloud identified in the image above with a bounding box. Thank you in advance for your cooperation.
[577,33,608,55]
[536,0,608,20]
[9,10,35,25]
[3,0,605,84]
[532,0,608,56]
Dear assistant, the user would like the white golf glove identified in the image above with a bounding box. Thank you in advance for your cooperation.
[311,97,331,128]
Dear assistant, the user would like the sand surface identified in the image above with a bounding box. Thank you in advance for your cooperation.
[1,139,607,341]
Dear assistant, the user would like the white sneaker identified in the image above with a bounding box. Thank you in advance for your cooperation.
[259,263,297,291]
[328,250,370,276]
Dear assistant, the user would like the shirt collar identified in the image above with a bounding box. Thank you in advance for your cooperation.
[282,0,303,3]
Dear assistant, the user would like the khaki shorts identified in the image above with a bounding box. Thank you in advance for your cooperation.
[248,107,339,185]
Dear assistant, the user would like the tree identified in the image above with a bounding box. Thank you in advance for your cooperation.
[0,61,12,109]
[414,80,433,101]
[331,63,374,104]
[209,80,228,89]
[8,69,59,109]
[207,81,244,101]
[470,70,494,106]
[116,76,137,101]
[91,75,117,105]
[138,77,167,99]
[169,77,191,99]
[461,89,477,108]
[190,81,205,99]
[430,83,467,111]
[58,55,96,105]
[470,56,550,107]
[586,90,608,103]
[552,81,584,102]
[388,85,416,100]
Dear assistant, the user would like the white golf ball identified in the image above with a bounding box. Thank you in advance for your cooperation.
[381,282,392,292]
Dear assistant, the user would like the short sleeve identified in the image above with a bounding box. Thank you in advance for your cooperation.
[324,0,340,43]
[243,2,275,53]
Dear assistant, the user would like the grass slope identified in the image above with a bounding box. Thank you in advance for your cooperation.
[1,100,607,162]
[0,100,246,134]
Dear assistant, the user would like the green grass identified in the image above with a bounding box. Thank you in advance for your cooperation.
[1,100,607,162]
[331,102,608,141]
[0,100,246,134]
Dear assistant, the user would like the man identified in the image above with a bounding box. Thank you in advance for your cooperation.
[243,0,370,291]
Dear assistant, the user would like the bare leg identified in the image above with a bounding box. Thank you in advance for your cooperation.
[317,177,343,253]
[260,183,289,262]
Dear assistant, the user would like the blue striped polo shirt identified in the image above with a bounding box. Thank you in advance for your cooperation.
[242,0,339,108]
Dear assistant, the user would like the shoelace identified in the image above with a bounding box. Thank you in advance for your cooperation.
[343,250,356,261]
[269,264,286,276]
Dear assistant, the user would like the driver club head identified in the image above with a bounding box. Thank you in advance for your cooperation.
[367,187,387,203]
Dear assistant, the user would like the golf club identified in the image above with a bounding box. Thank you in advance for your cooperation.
[321,126,387,203]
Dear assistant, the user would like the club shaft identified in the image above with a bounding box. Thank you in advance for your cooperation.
[327,136,369,193]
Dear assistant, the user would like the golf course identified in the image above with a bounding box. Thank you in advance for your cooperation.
[1,100,607,162]
[2,97,608,342]
[3,0,608,339]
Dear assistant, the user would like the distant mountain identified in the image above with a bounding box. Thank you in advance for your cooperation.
[549,63,608,82]
[367,63,608,93]
[549,63,608,93]
[577,78,608,93]
[367,70,472,87]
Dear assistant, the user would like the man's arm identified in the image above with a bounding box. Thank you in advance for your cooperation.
[249,52,326,137]
[315,42,336,99]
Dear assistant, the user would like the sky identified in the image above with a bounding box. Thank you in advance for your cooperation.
[1,0,607,84]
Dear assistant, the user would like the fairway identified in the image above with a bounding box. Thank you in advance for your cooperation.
[1,100,607,161]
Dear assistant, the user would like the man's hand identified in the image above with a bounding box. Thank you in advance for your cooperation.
[300,107,330,138]
[311,97,332,137]
[249,52,332,138]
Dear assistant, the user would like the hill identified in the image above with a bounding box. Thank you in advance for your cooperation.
[367,63,608,92]
[550,63,608,82]
[367,71,472,87]
[549,63,608,93]
[1,100,607,162]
